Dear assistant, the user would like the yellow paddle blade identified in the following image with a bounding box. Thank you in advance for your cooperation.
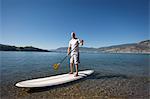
[53,63,60,70]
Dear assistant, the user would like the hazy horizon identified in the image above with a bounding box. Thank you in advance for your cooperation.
[1,39,149,50]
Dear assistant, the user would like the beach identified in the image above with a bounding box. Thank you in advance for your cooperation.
[1,72,149,99]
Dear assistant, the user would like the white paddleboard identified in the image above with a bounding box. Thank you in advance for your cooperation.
[15,70,94,88]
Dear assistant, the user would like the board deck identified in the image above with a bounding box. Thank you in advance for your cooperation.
[15,70,94,88]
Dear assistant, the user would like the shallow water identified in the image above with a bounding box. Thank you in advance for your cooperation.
[0,51,149,99]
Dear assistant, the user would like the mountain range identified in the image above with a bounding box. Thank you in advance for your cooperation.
[0,40,149,53]
[0,44,50,52]
[55,40,150,53]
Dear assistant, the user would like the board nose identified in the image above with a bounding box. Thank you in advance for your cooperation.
[15,83,21,87]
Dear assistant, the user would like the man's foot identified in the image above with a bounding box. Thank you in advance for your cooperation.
[69,72,73,74]
[74,73,79,77]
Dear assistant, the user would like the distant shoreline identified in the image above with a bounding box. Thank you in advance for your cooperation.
[0,51,150,55]
[51,50,150,54]
[0,40,149,53]
[0,44,50,52]
[0,50,51,52]
[55,40,150,54]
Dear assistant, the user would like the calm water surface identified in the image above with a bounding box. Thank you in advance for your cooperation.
[1,51,149,82]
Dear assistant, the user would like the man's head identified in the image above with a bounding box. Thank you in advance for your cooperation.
[71,32,76,39]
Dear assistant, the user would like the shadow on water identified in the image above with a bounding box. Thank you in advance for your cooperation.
[27,72,128,93]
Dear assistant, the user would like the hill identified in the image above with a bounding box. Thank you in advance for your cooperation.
[0,44,50,52]
[55,40,150,53]
[1,40,149,53]
[98,40,150,53]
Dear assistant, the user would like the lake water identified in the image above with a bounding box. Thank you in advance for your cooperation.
[1,51,149,79]
[0,51,149,98]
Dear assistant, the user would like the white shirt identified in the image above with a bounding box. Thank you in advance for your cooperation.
[69,38,80,55]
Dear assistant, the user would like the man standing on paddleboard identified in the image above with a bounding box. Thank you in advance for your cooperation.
[68,32,84,77]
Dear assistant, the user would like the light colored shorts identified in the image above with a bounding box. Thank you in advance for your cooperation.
[70,53,80,65]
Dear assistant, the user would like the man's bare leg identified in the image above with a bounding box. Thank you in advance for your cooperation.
[75,64,78,76]
[69,63,73,74]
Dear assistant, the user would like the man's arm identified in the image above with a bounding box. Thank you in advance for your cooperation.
[68,41,71,55]
[67,47,71,55]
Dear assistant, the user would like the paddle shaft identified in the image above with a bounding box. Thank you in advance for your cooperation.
[59,44,79,64]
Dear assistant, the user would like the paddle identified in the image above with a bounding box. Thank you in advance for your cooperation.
[52,44,79,70]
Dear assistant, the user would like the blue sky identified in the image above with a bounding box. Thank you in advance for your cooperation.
[1,0,149,49]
